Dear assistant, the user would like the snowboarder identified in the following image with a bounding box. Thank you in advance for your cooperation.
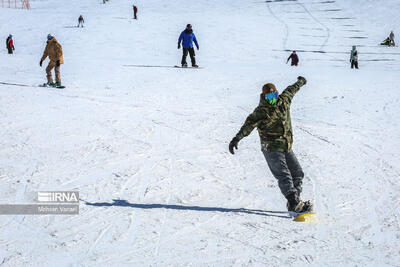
[389,31,395,46]
[78,15,84,27]
[6,34,15,54]
[40,34,64,87]
[178,24,199,68]
[228,76,313,214]
[286,51,299,66]
[350,45,358,69]
[133,5,138,19]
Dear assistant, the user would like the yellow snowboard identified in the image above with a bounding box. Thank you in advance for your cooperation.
[293,212,317,222]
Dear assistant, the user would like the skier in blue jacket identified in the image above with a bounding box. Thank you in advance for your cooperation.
[178,24,199,68]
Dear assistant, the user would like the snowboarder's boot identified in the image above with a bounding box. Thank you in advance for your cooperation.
[301,200,313,212]
[55,82,62,88]
[182,63,188,68]
[286,193,313,213]
[46,82,55,87]
[192,64,199,68]
[286,193,303,213]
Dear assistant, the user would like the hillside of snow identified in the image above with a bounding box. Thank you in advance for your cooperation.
[0,0,399,266]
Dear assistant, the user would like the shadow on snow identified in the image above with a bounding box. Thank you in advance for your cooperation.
[83,199,291,219]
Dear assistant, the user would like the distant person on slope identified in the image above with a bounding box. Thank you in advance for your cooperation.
[350,45,358,69]
[380,37,391,46]
[78,15,85,27]
[228,77,313,214]
[40,34,64,87]
[178,24,199,68]
[6,34,15,54]
[389,31,395,46]
[133,5,138,19]
[286,51,299,66]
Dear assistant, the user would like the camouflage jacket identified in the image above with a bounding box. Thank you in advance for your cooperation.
[235,80,305,152]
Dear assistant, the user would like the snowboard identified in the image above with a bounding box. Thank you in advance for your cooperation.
[289,201,315,222]
[39,83,66,89]
[292,212,316,222]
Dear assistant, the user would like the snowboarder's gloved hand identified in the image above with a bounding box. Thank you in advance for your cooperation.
[13,47,15,51]
[178,43,181,49]
[39,60,43,67]
[229,137,239,154]
[56,60,60,67]
[297,76,306,85]
[197,46,199,50]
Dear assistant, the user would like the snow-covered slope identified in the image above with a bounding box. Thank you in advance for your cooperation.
[0,0,399,266]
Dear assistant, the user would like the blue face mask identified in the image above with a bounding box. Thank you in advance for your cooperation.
[265,92,278,105]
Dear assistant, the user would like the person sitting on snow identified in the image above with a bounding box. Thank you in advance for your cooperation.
[380,37,391,46]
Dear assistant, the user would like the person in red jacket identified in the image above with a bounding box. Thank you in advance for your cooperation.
[133,5,138,19]
[6,34,15,54]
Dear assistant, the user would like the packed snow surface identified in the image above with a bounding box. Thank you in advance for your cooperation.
[0,0,399,266]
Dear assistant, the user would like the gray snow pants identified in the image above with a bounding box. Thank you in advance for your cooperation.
[263,150,304,198]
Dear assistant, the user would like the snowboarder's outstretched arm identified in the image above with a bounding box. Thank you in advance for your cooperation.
[228,106,268,154]
[286,54,292,63]
[279,77,306,106]
[193,34,199,49]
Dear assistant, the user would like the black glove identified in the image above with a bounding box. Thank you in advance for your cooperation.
[197,47,199,50]
[178,43,181,49]
[297,76,306,85]
[229,137,239,155]
[13,47,15,51]
[56,60,60,67]
[40,60,43,67]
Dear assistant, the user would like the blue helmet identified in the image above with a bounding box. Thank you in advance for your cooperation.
[9,34,12,38]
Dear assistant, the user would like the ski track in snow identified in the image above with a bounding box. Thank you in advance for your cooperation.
[0,0,400,266]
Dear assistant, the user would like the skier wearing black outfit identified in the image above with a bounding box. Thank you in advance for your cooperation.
[350,46,358,69]
[78,15,84,27]
[286,51,299,66]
